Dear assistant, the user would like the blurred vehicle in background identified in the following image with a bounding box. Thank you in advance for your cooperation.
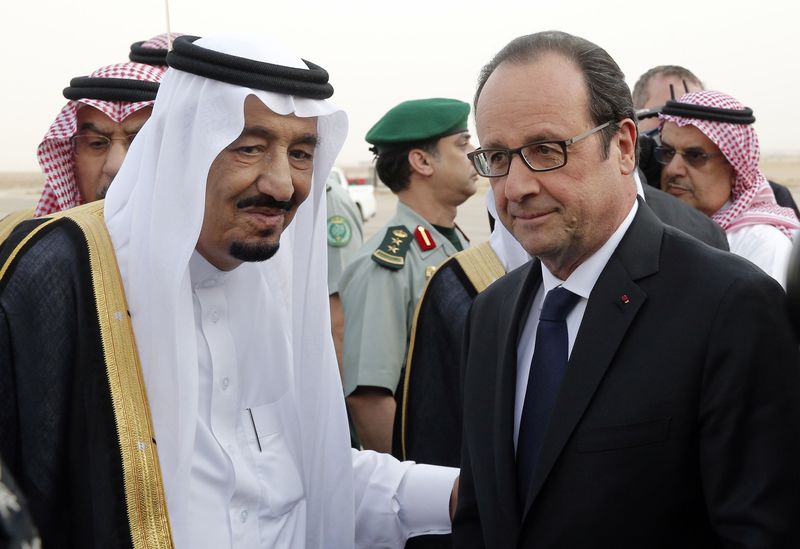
[327,167,376,221]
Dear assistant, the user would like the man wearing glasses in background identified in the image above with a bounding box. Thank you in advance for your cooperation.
[36,37,178,217]
[631,66,799,219]
[3,35,174,232]
[453,31,800,548]
[657,90,799,287]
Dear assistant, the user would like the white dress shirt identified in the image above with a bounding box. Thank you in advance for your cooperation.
[186,252,457,548]
[514,201,638,447]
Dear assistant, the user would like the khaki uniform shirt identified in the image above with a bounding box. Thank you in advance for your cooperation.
[338,201,468,395]
[326,181,364,292]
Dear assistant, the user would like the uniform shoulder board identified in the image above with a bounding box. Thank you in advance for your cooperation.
[371,225,412,270]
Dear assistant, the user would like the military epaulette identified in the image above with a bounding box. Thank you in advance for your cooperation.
[372,225,412,270]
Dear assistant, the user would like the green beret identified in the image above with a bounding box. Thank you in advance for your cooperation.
[366,98,470,152]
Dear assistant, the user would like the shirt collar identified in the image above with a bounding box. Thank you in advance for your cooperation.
[634,171,645,201]
[541,200,638,299]
[395,200,463,251]
[189,250,229,289]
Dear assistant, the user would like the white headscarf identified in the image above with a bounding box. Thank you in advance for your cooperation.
[104,34,353,547]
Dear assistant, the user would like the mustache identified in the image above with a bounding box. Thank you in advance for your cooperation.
[663,177,693,192]
[236,194,292,211]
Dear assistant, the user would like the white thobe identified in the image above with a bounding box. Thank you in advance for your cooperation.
[186,252,456,548]
[727,224,793,289]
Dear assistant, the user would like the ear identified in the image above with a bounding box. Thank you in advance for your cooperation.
[616,118,637,176]
[727,164,737,192]
[407,148,435,177]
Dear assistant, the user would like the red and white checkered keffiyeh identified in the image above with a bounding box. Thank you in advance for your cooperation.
[35,62,166,216]
[660,90,799,239]
[140,33,175,49]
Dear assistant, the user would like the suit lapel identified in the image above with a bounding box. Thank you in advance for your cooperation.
[493,262,541,527]
[521,201,664,518]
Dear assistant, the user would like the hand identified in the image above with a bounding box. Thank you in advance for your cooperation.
[450,475,460,522]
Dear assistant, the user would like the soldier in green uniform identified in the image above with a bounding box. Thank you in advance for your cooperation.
[326,169,364,393]
[326,171,364,291]
[326,170,365,448]
[335,98,478,454]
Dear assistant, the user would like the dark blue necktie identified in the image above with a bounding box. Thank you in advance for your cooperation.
[517,286,581,503]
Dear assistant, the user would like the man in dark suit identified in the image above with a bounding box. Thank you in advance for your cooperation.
[453,30,800,548]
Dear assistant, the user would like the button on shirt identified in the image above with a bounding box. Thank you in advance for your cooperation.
[184,252,458,548]
[514,201,638,447]
[187,253,304,549]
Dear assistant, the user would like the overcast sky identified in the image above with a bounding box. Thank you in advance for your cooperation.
[2,0,798,171]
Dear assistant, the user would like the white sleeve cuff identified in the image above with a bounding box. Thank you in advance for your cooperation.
[397,463,459,537]
[351,450,458,548]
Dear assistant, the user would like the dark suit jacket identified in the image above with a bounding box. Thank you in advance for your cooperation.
[454,202,800,548]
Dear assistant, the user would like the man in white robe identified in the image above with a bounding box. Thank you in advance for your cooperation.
[0,33,456,549]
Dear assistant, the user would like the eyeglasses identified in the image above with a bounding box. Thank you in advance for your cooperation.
[654,146,724,169]
[467,121,612,178]
[71,134,137,156]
